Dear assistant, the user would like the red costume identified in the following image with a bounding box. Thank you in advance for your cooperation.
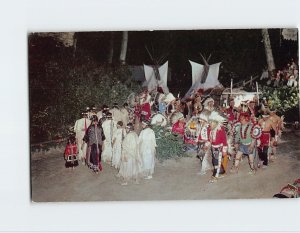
[172,121,185,136]
[258,128,271,166]
[134,104,141,120]
[260,131,270,147]
[226,107,235,122]
[184,136,197,145]
[64,143,78,158]
[141,102,151,121]
[209,126,228,148]
[209,125,228,178]
[64,143,79,168]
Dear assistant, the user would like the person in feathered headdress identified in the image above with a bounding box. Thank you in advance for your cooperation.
[193,90,203,115]
[208,111,228,182]
[196,111,213,175]
[202,96,215,112]
[231,112,261,174]
[171,112,185,135]
[225,97,237,123]
[163,92,176,115]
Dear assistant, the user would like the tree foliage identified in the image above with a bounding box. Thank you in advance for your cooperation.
[29,30,298,144]
[261,86,299,117]
[29,35,141,143]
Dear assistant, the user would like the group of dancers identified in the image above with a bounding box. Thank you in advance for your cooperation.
[64,86,284,184]
[64,102,156,185]
[169,90,283,182]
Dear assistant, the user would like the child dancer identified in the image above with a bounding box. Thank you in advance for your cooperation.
[64,134,79,170]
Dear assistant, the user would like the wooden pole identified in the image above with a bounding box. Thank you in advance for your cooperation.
[256,82,259,105]
[262,29,276,73]
[119,31,128,65]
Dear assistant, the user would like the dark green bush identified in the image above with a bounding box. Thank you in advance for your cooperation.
[29,43,141,144]
[152,125,186,161]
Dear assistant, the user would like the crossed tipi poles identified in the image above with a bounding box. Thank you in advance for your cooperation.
[184,53,222,99]
[143,49,223,98]
[143,46,170,94]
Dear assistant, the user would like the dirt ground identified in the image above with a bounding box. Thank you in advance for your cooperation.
[31,129,300,202]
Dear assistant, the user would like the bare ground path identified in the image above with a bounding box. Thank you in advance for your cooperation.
[31,130,300,202]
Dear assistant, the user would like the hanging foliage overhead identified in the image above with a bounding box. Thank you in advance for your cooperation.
[282,29,298,41]
[35,32,76,47]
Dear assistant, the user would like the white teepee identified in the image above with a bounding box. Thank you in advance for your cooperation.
[184,59,222,99]
[143,61,169,93]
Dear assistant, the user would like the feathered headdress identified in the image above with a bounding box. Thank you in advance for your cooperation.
[199,111,209,122]
[163,93,176,103]
[208,111,226,123]
[202,97,214,107]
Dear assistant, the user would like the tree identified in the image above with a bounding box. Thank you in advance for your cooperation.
[119,31,128,65]
[262,29,276,74]
[107,32,114,64]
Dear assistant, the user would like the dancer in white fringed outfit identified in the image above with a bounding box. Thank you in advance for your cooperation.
[112,121,126,170]
[73,111,91,164]
[197,111,213,175]
[101,112,115,164]
[139,120,157,180]
[118,123,141,185]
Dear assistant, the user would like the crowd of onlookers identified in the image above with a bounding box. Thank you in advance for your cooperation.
[260,59,299,88]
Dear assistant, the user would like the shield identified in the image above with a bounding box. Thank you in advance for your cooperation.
[251,124,262,139]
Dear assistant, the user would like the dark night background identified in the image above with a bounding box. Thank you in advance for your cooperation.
[30,29,298,88]
[28,29,299,143]
[84,30,296,81]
